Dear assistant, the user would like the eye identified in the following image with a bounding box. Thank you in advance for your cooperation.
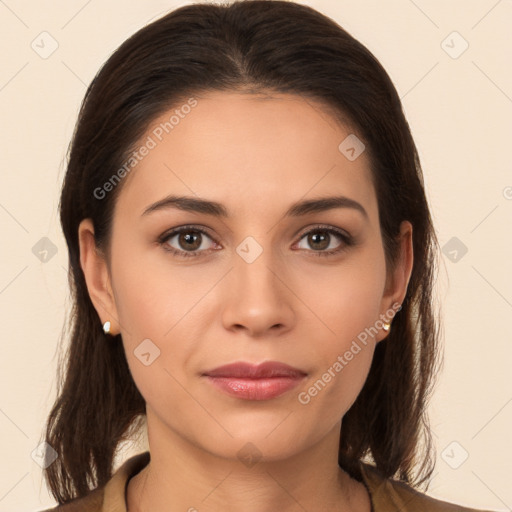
[158,226,219,258]
[294,225,354,257]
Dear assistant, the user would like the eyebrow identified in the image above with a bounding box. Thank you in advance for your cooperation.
[141,194,368,220]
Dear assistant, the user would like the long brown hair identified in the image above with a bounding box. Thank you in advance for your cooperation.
[42,0,442,504]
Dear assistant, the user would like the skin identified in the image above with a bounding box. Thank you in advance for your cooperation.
[79,91,413,512]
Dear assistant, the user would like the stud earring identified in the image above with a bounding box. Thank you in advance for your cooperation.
[103,321,111,335]
[382,322,391,332]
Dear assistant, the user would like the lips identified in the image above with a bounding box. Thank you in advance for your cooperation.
[202,361,307,379]
[202,361,307,400]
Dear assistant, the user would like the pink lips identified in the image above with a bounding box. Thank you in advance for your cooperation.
[202,361,307,401]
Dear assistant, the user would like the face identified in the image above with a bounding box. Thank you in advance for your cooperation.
[80,91,412,463]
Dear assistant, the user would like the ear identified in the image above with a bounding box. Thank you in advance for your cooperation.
[78,218,120,335]
[376,220,413,343]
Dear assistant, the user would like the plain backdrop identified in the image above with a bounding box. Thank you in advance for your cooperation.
[0,1,511,511]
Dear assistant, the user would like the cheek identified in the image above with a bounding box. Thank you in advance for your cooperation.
[294,251,386,348]
[292,252,385,413]
[296,290,378,426]
[110,240,216,340]
[109,248,217,405]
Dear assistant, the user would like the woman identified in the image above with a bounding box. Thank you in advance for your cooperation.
[38,1,497,511]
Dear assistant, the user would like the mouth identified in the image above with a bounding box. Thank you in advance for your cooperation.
[202,361,308,401]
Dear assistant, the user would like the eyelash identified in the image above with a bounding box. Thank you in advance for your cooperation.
[157,224,354,259]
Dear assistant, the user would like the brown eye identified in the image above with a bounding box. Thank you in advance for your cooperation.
[176,231,202,251]
[305,231,331,251]
[160,226,217,258]
[295,226,354,257]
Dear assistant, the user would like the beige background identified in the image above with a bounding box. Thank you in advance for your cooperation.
[0,0,511,510]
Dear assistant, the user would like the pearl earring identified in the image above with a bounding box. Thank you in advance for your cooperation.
[103,321,111,335]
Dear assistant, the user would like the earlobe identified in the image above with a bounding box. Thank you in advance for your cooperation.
[78,219,120,335]
[377,220,414,343]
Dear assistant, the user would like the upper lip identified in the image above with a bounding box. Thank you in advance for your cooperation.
[202,361,307,379]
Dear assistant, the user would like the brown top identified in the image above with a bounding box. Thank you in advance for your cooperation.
[39,451,496,512]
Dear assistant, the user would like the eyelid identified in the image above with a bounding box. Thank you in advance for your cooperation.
[295,223,351,241]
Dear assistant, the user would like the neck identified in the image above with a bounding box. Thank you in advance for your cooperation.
[126,414,370,512]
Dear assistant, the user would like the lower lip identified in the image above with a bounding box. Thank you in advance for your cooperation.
[204,375,305,400]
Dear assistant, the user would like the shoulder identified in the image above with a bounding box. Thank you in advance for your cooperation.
[359,461,497,512]
[36,486,104,511]
[35,451,150,512]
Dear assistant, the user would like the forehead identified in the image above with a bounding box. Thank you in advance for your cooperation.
[115,91,377,222]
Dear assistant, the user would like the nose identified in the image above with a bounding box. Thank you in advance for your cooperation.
[220,246,295,338]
